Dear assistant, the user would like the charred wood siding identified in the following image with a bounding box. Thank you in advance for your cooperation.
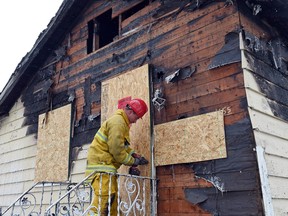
[20,1,263,215]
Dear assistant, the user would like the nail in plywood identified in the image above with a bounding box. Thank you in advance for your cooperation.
[155,110,226,166]
[35,104,72,182]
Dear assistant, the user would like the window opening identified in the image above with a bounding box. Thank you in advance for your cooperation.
[87,9,118,54]
[122,0,150,21]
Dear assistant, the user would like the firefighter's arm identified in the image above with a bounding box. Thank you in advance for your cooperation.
[107,123,135,166]
[125,140,149,165]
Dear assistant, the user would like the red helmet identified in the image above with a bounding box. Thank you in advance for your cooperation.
[128,98,148,118]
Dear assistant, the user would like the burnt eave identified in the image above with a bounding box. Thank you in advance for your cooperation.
[0,0,88,115]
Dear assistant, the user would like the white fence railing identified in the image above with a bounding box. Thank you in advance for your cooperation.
[1,181,75,216]
[46,171,156,216]
[1,171,157,216]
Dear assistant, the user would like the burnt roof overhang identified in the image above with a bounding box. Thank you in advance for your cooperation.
[0,0,89,115]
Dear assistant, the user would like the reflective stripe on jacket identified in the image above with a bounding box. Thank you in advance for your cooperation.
[85,109,136,182]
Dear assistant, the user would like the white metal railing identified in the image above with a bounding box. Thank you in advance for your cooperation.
[45,171,156,216]
[1,172,156,216]
[1,181,75,216]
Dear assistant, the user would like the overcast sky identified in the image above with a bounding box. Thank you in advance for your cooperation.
[0,0,63,92]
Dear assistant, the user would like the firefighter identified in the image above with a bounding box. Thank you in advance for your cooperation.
[85,98,149,215]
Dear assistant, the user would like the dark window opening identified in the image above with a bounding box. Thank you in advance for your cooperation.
[87,9,118,54]
[122,0,150,21]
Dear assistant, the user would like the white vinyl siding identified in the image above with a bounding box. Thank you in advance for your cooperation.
[0,98,36,208]
[241,33,288,216]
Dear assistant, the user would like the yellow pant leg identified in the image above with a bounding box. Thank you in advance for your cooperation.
[90,174,119,216]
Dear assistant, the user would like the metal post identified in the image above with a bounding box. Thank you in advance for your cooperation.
[149,66,157,216]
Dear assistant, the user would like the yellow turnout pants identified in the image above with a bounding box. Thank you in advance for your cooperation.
[90,173,119,216]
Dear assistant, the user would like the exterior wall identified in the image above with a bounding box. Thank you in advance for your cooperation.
[0,98,36,208]
[0,1,268,215]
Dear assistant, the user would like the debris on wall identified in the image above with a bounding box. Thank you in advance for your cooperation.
[208,32,241,70]
[152,88,166,111]
[88,112,100,122]
[164,66,196,83]
[196,175,226,192]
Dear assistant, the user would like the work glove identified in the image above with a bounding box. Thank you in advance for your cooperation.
[132,153,149,165]
[129,166,140,176]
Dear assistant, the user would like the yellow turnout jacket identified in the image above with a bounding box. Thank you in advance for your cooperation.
[85,109,136,182]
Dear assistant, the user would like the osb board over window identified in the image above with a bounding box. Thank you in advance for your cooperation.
[101,64,151,212]
[155,110,226,166]
[35,104,72,182]
[101,64,150,176]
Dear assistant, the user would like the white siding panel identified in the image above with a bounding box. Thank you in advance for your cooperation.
[0,182,25,196]
[243,69,261,92]
[9,98,25,113]
[0,104,24,129]
[0,157,36,175]
[241,45,253,71]
[248,108,288,140]
[272,199,288,216]
[0,99,24,124]
[70,145,87,183]
[0,126,30,144]
[246,89,274,116]
[0,168,35,185]
[0,117,26,136]
[77,144,89,160]
[0,134,36,155]
[269,176,288,199]
[254,131,288,159]
[0,98,38,210]
[0,194,26,209]
[0,186,68,211]
[71,158,86,175]
[6,106,25,121]
[265,154,288,178]
[70,172,86,183]
[0,145,37,165]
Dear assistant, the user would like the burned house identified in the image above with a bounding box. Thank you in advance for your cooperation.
[1,0,288,215]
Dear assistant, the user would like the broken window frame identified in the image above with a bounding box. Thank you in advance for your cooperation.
[86,0,152,54]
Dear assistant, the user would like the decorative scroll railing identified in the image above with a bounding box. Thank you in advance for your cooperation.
[45,171,156,216]
[1,181,75,216]
[1,171,156,216]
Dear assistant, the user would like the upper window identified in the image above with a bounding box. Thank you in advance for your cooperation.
[87,0,152,54]
[87,9,118,54]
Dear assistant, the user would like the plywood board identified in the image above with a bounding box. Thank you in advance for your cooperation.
[155,110,226,166]
[35,104,72,182]
[101,64,151,177]
[101,64,151,214]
